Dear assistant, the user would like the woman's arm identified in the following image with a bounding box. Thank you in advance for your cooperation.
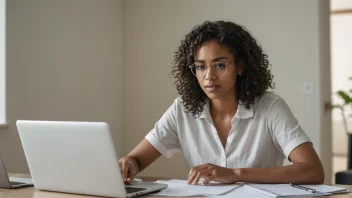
[119,138,161,183]
[127,138,162,172]
[188,142,324,184]
[232,97,323,184]
[235,142,324,184]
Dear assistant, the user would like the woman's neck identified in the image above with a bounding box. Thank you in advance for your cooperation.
[209,95,238,120]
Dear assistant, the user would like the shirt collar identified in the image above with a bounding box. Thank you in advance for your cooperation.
[197,99,209,119]
[196,99,254,120]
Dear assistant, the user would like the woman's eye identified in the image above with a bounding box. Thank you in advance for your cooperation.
[215,63,226,68]
[195,66,205,70]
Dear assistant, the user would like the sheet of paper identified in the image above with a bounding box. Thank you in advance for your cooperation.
[247,184,330,197]
[9,177,33,184]
[151,179,242,196]
[213,185,271,198]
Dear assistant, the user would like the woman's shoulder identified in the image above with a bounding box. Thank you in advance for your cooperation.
[173,96,184,106]
[171,96,200,117]
[256,91,284,109]
[256,91,295,115]
[174,96,182,103]
[260,91,282,102]
[170,96,188,111]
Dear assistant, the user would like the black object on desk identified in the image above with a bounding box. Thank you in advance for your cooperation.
[335,134,352,185]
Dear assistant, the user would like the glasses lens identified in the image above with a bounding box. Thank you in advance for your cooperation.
[190,64,205,77]
[189,62,229,77]
[190,65,197,77]
[212,62,228,76]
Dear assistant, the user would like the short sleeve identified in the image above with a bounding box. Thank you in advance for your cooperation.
[145,99,180,158]
[267,98,311,158]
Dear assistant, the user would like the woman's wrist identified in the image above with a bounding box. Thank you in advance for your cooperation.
[232,168,243,183]
[127,155,140,175]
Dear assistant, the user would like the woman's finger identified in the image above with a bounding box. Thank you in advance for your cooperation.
[203,174,215,184]
[193,172,202,185]
[127,166,136,183]
[188,168,193,176]
[121,162,129,181]
[193,169,212,185]
[187,168,200,184]
[188,164,207,177]
[187,171,195,184]
[188,166,210,184]
[119,160,123,175]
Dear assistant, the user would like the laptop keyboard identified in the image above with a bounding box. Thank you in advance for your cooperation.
[125,187,146,194]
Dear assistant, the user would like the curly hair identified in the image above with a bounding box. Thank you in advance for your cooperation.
[171,20,275,116]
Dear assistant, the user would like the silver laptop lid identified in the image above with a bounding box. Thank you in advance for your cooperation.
[17,120,127,197]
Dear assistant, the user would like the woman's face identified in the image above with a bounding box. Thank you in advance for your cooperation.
[193,40,242,100]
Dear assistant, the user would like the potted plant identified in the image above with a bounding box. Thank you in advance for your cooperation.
[333,77,352,169]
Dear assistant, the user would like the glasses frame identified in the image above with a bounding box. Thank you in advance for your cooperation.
[188,61,233,78]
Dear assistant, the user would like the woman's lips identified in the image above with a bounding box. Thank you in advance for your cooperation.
[205,84,220,92]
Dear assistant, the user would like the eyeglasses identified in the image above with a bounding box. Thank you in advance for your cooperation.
[188,62,232,78]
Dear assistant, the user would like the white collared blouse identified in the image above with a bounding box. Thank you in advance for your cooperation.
[145,92,310,169]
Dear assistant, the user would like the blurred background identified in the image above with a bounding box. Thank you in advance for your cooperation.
[0,0,351,185]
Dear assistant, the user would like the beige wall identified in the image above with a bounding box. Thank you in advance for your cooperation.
[0,0,124,172]
[0,0,5,124]
[123,0,331,182]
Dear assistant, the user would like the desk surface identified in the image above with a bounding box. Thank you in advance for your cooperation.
[1,174,352,198]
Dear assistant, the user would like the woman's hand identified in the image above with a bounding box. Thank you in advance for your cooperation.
[187,163,239,185]
[119,156,139,184]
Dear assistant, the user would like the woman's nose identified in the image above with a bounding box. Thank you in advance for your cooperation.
[204,66,216,80]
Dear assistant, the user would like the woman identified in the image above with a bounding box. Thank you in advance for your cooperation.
[119,21,324,185]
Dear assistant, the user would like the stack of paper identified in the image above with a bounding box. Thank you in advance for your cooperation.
[216,184,349,197]
[151,179,243,196]
[150,179,350,197]
[213,185,272,198]
[300,184,349,194]
[246,184,329,197]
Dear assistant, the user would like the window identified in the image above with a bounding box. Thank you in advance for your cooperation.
[0,0,6,125]
[330,0,352,184]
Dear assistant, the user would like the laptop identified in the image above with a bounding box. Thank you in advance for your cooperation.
[16,120,167,197]
[0,154,33,188]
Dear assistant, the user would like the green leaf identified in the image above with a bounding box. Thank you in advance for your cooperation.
[336,91,352,104]
[349,76,352,80]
